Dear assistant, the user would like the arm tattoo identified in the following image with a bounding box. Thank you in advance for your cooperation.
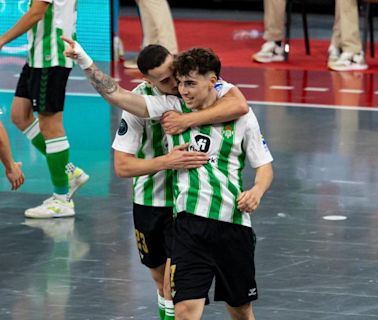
[85,64,117,97]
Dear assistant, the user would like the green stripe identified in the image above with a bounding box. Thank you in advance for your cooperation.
[56,28,66,66]
[30,24,38,67]
[172,170,179,215]
[144,86,153,95]
[42,5,53,68]
[143,178,154,205]
[232,148,246,224]
[164,170,173,206]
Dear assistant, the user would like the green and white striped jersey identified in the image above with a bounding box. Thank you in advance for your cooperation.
[27,0,77,68]
[112,83,173,207]
[144,87,273,227]
[112,81,234,208]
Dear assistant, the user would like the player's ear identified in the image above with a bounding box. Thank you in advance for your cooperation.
[208,72,217,87]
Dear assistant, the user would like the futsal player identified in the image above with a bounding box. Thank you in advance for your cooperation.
[113,44,248,320]
[0,0,88,218]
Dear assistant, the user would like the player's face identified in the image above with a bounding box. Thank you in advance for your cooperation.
[145,55,179,95]
[177,70,217,109]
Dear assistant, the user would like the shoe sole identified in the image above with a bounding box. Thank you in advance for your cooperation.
[24,211,75,219]
[328,65,368,71]
[252,55,285,63]
[68,174,90,200]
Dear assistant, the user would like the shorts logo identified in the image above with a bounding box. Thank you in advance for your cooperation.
[248,288,257,296]
[118,119,128,136]
[189,134,211,153]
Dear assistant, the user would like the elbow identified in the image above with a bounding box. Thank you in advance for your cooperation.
[114,166,133,178]
[29,11,45,23]
[238,101,249,115]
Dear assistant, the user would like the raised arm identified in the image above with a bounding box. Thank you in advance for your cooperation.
[62,37,149,118]
[114,144,209,178]
[161,86,249,135]
[0,1,49,49]
[0,122,25,190]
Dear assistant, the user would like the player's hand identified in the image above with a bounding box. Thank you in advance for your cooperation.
[165,143,208,170]
[161,111,189,135]
[61,36,93,69]
[237,185,264,213]
[5,162,25,191]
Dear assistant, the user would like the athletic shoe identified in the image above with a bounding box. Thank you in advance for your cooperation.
[327,45,341,64]
[328,52,368,71]
[252,41,284,63]
[25,195,75,219]
[66,163,90,200]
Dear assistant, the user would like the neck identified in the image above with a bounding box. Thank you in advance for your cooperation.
[195,89,217,110]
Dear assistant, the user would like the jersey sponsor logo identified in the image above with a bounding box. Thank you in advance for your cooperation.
[222,125,234,139]
[248,288,257,296]
[189,134,211,153]
[118,119,128,136]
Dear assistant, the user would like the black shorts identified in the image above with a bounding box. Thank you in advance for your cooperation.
[170,212,257,307]
[15,64,71,113]
[133,203,173,269]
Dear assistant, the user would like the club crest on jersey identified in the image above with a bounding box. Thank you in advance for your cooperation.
[118,119,128,136]
[189,134,211,153]
[222,125,234,139]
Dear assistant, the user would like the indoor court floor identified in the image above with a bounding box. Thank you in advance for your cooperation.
[1,8,378,320]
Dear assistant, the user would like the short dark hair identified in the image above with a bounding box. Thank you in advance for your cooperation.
[137,45,171,75]
[173,48,221,79]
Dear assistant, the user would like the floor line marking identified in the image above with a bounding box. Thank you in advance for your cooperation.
[130,79,144,83]
[339,89,364,94]
[2,89,376,111]
[236,84,259,88]
[249,100,378,112]
[304,87,329,92]
[13,74,120,82]
[270,85,294,90]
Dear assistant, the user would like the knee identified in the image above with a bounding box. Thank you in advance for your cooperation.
[10,109,28,130]
[174,303,191,320]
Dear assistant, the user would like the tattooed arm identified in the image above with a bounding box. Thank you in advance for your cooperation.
[84,64,149,117]
[62,37,149,118]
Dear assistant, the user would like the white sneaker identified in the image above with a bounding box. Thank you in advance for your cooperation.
[328,45,341,64]
[328,52,368,71]
[252,41,284,63]
[66,163,89,200]
[25,195,75,219]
